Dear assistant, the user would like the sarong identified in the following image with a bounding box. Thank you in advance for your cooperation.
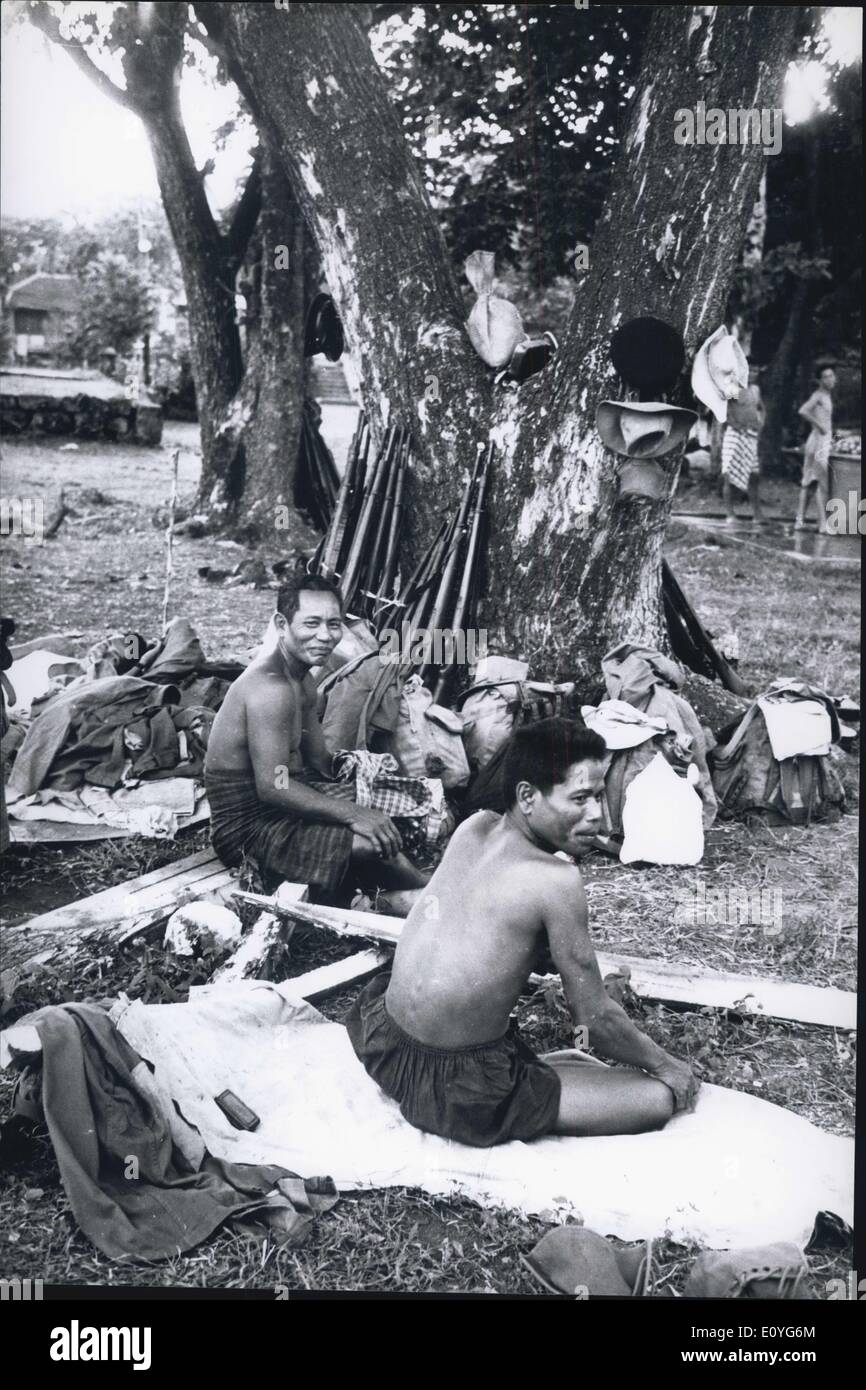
[205,767,355,894]
[345,972,561,1147]
[721,426,759,493]
[802,430,831,489]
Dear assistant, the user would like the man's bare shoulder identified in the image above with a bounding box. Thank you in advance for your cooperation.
[235,662,300,711]
[532,854,586,909]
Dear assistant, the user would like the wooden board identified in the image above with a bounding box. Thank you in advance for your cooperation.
[288,950,390,1002]
[3,848,236,973]
[242,893,856,1031]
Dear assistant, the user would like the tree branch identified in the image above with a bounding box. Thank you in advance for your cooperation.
[224,150,263,271]
[26,0,138,113]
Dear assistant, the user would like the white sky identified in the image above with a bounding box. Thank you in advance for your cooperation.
[1,17,247,219]
[1,6,862,220]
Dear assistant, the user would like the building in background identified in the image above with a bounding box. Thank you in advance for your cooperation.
[5,272,81,364]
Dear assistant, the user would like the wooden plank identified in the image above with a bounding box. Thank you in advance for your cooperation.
[2,849,236,974]
[12,849,225,936]
[588,953,857,1031]
[213,883,310,983]
[286,949,389,1002]
[237,892,856,1030]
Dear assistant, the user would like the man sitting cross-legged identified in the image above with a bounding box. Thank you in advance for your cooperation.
[204,574,428,908]
[347,717,699,1146]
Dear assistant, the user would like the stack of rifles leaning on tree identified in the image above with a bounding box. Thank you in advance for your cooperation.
[299,405,744,709]
[307,412,493,706]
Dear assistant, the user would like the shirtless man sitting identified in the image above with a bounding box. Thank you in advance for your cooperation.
[347,717,698,1145]
[204,574,427,906]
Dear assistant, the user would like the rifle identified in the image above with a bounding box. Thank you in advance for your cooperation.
[419,444,485,678]
[432,441,493,702]
[378,432,410,610]
[319,411,366,579]
[340,422,397,613]
[361,424,404,616]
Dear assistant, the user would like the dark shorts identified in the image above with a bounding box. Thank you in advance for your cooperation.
[345,972,561,1148]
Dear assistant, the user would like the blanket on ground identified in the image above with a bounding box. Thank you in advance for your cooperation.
[109,982,853,1250]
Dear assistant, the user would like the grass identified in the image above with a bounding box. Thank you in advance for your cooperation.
[0,432,858,1293]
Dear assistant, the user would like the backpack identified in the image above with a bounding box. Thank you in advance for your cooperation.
[710,686,845,826]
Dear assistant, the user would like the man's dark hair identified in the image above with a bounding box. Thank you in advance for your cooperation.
[502,717,606,808]
[277,573,343,621]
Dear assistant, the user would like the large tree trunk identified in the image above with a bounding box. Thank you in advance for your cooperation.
[202,2,798,683]
[211,149,309,529]
[27,0,307,531]
[197,0,490,560]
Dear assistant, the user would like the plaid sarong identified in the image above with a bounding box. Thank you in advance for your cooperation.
[721,426,759,493]
[206,767,355,894]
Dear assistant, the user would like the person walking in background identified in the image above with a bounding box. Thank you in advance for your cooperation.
[795,366,837,533]
[721,365,765,525]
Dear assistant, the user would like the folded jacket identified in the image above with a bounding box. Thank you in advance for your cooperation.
[9,677,180,796]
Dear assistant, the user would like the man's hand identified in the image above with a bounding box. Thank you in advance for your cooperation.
[348,806,403,858]
[649,1055,700,1114]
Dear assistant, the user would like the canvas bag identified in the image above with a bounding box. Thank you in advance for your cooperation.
[620,753,704,865]
[710,685,845,826]
[389,674,470,789]
[464,251,525,368]
[460,679,577,772]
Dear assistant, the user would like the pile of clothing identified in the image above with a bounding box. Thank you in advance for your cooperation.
[3,619,238,840]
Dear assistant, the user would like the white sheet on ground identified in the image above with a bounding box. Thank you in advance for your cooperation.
[110,982,853,1250]
[8,778,200,839]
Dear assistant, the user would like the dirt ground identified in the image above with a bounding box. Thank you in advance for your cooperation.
[0,426,858,1293]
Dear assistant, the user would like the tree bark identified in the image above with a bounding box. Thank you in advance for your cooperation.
[26,0,306,529]
[197,0,491,559]
[201,3,799,682]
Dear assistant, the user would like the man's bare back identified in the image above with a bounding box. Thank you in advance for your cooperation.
[349,724,699,1141]
[387,811,569,1047]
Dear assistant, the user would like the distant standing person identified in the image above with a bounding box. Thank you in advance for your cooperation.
[795,366,836,533]
[721,365,765,525]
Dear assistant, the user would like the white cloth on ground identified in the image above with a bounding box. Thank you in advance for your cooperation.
[7,777,200,839]
[109,981,853,1250]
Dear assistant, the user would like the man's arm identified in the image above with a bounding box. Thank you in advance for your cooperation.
[247,680,402,855]
[300,680,335,778]
[248,682,354,824]
[543,864,698,1110]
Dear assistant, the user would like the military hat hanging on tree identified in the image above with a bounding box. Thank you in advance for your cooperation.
[609,315,686,393]
[304,293,345,362]
[595,315,696,499]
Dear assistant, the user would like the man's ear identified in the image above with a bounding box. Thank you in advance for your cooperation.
[273,611,288,634]
[516,779,537,813]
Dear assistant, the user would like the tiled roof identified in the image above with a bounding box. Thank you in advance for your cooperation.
[6,273,81,313]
